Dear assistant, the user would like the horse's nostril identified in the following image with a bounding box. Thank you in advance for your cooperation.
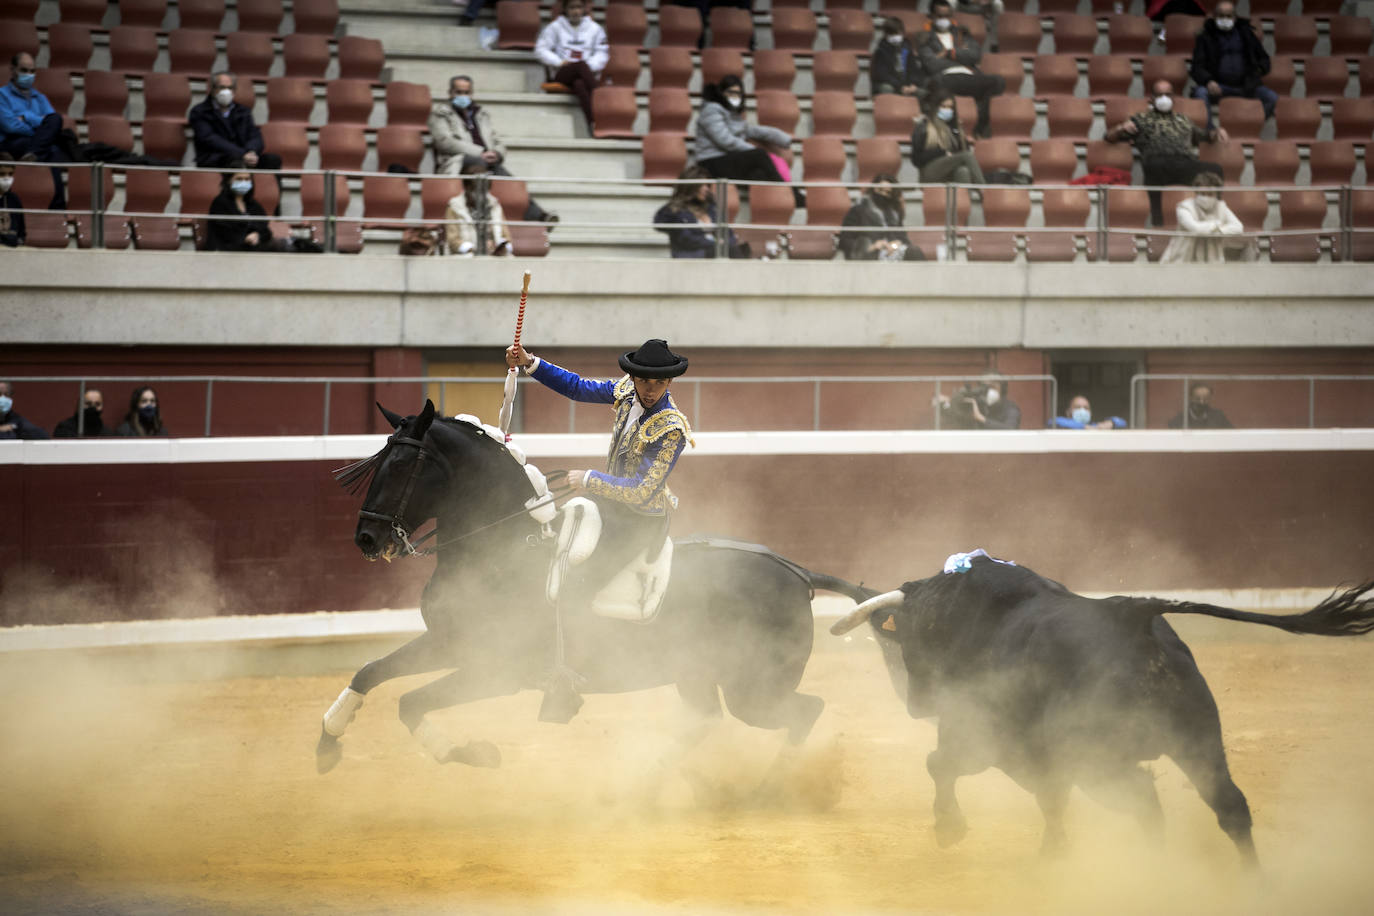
[356,531,375,552]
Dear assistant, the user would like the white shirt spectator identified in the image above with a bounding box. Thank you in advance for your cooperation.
[534,14,609,74]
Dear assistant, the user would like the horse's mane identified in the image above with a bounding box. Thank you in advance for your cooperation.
[332,415,505,495]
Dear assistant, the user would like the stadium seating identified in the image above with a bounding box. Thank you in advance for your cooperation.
[117,0,168,28]
[1029,139,1078,183]
[600,46,641,88]
[812,52,859,93]
[801,136,846,183]
[647,88,691,134]
[650,48,693,89]
[656,5,701,48]
[771,9,819,51]
[641,133,688,182]
[177,0,225,31]
[168,29,217,76]
[708,7,754,51]
[592,87,639,139]
[755,90,800,135]
[47,23,94,71]
[751,51,795,92]
[283,33,332,79]
[109,26,159,74]
[808,91,856,137]
[700,49,744,89]
[375,126,425,173]
[1046,97,1092,138]
[854,137,900,184]
[825,11,873,52]
[337,36,385,81]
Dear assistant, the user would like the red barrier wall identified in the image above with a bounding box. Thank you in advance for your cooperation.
[4,446,1371,627]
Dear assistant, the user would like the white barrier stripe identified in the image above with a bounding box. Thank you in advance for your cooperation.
[3,428,1373,465]
[0,589,1335,653]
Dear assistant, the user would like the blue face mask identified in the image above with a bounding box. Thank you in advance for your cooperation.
[936,107,954,122]
[1071,407,1092,425]
[231,180,253,196]
[452,95,472,109]
[0,395,12,415]
[15,72,35,90]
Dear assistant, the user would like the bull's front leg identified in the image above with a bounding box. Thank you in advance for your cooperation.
[927,736,986,847]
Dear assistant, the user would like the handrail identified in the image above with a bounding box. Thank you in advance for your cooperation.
[1128,373,1374,429]
[5,374,1059,436]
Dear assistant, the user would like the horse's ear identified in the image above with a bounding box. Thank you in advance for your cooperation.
[414,399,437,437]
[377,403,405,429]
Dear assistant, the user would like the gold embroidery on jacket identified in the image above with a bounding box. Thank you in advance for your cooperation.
[590,376,694,514]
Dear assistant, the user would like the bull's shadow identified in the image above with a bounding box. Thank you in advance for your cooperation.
[832,557,1374,866]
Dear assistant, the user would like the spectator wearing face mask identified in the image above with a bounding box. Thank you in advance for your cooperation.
[54,388,115,437]
[0,152,24,247]
[1168,382,1234,430]
[0,53,62,163]
[1106,79,1227,228]
[0,380,49,439]
[838,175,925,261]
[1160,172,1252,264]
[206,165,275,251]
[909,88,985,185]
[429,75,557,225]
[693,75,802,206]
[932,374,1020,429]
[871,18,925,98]
[444,161,513,258]
[652,165,749,259]
[188,71,282,173]
[534,0,608,132]
[916,0,1005,140]
[1050,394,1125,430]
[117,385,169,437]
[1189,2,1276,133]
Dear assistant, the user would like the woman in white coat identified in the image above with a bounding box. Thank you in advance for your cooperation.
[1160,172,1252,263]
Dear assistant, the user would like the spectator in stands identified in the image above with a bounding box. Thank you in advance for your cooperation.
[1168,381,1235,429]
[916,0,1004,139]
[1148,0,1208,43]
[0,152,24,247]
[429,75,557,225]
[117,385,168,437]
[933,374,1021,429]
[838,175,925,261]
[652,165,748,259]
[206,165,275,252]
[1106,80,1227,227]
[871,17,925,99]
[188,72,282,173]
[0,380,49,439]
[54,388,115,438]
[399,226,441,256]
[534,0,608,132]
[1189,1,1276,133]
[0,53,62,163]
[909,88,985,185]
[444,162,513,258]
[693,75,802,206]
[1051,394,1125,429]
[1160,172,1252,263]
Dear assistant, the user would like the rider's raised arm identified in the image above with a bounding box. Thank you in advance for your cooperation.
[525,357,619,404]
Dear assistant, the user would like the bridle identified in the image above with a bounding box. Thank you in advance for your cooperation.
[357,433,454,556]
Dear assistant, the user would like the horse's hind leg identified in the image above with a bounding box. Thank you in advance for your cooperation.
[398,665,525,767]
[317,631,449,774]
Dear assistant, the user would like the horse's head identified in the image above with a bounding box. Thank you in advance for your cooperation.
[342,400,453,561]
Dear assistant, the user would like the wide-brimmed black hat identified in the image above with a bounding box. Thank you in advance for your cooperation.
[619,339,688,379]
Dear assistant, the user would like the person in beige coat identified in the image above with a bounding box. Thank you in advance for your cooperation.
[444,163,514,258]
[1160,173,1253,263]
[428,75,556,224]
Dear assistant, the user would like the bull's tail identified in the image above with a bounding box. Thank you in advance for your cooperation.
[1121,581,1374,637]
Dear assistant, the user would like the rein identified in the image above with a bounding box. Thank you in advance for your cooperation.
[392,484,574,559]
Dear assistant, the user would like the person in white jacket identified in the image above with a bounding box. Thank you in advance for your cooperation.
[534,0,608,131]
[1160,172,1253,264]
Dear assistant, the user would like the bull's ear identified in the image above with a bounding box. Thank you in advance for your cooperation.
[377,403,405,429]
[414,399,437,438]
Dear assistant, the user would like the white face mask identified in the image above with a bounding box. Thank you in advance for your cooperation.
[0,176,12,193]
[886,34,904,45]
[936,107,954,122]
[984,387,1000,406]
[1154,95,1174,113]
[724,95,742,110]
[934,17,951,32]
[215,87,234,107]
[231,179,253,196]
[1214,17,1235,31]
[1195,194,1217,212]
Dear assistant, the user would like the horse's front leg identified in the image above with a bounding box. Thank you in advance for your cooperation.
[317,630,449,774]
[400,664,527,768]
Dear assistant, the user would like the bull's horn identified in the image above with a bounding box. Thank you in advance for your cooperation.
[829,590,906,636]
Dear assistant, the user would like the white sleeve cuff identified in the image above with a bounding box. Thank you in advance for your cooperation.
[525,356,542,375]
[581,470,593,487]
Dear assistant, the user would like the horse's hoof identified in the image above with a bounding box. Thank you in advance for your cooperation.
[447,740,501,768]
[934,814,968,848]
[316,728,343,775]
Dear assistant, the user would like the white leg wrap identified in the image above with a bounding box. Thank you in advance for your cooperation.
[322,687,365,737]
[412,717,455,763]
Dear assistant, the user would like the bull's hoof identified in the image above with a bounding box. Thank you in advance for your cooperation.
[316,728,343,775]
[934,814,968,848]
[446,740,502,768]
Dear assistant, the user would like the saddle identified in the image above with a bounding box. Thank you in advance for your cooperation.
[545,497,673,623]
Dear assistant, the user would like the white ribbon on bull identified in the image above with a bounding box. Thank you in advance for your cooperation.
[497,270,532,437]
[829,590,906,635]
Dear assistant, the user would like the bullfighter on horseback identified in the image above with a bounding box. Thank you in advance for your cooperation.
[505,338,693,592]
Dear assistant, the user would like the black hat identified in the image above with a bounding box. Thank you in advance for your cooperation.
[619,339,688,379]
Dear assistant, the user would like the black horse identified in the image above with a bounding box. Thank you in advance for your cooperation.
[317,400,867,780]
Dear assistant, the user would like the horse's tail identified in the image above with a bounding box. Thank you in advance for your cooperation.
[1115,580,1374,637]
[804,571,878,604]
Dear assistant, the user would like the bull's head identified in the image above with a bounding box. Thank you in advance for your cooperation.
[831,587,934,718]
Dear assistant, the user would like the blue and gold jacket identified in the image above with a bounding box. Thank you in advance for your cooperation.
[528,358,694,516]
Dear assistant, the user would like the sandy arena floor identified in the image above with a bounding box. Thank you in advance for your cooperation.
[3,614,1374,915]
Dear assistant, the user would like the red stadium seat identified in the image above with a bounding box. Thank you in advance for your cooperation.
[420,176,464,220]
[989,95,1036,139]
[1051,15,1098,55]
[11,164,70,247]
[1328,16,1373,57]
[641,132,687,182]
[176,0,225,30]
[695,49,739,90]
[326,79,375,126]
[86,114,134,149]
[140,118,188,163]
[751,50,795,92]
[283,33,331,79]
[756,89,800,134]
[975,138,1021,176]
[1085,139,1133,173]
[59,0,107,25]
[1270,189,1328,262]
[1265,56,1296,96]
[267,77,315,125]
[168,29,217,76]
[826,10,873,52]
[259,121,308,169]
[1140,55,1188,93]
[787,185,848,260]
[1269,16,1317,56]
[235,0,284,34]
[1275,97,1321,139]
[46,23,94,71]
[317,123,367,170]
[872,93,919,139]
[648,87,691,134]
[808,90,856,137]
[603,4,648,47]
[656,5,701,48]
[649,47,693,88]
[495,1,541,50]
[226,31,276,79]
[1029,139,1079,182]
[1197,141,1245,184]
[854,137,900,184]
[1217,96,1266,141]
[34,69,74,115]
[108,25,158,74]
[1032,55,1079,97]
[81,71,129,118]
[1162,15,1204,56]
[117,0,168,27]
[812,51,858,93]
[1045,96,1092,138]
[591,86,638,138]
[771,8,819,51]
[1106,14,1152,55]
[337,35,385,81]
[292,0,340,36]
[142,73,191,120]
[362,174,412,228]
[1087,56,1133,98]
[376,125,425,173]
[385,81,432,127]
[996,13,1041,54]
[979,54,1025,96]
[0,21,40,67]
[1307,141,1356,185]
[1330,98,1374,141]
[708,7,753,50]
[801,136,846,183]
[600,46,641,88]
[1301,57,1350,99]
[1251,140,1299,185]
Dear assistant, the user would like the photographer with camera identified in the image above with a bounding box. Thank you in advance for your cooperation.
[932,374,1021,429]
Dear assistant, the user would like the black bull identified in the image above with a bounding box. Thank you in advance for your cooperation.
[316,401,868,776]
[832,557,1374,865]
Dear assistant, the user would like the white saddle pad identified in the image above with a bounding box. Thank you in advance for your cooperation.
[545,498,673,623]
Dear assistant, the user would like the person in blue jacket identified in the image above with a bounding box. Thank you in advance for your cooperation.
[1050,394,1127,430]
[0,53,61,162]
[652,165,748,259]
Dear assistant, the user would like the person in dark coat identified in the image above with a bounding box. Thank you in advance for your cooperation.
[53,388,116,437]
[116,385,170,437]
[0,152,24,246]
[838,175,925,261]
[1189,1,1276,131]
[0,380,49,439]
[187,71,282,171]
[870,17,925,98]
[915,0,1004,139]
[1167,382,1235,429]
[934,374,1021,429]
[206,165,274,251]
[652,165,748,259]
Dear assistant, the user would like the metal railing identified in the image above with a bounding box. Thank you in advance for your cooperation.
[7,374,1059,436]
[5,159,1368,260]
[1129,373,1374,429]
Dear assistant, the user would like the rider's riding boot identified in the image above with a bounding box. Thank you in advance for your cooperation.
[538,675,584,724]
